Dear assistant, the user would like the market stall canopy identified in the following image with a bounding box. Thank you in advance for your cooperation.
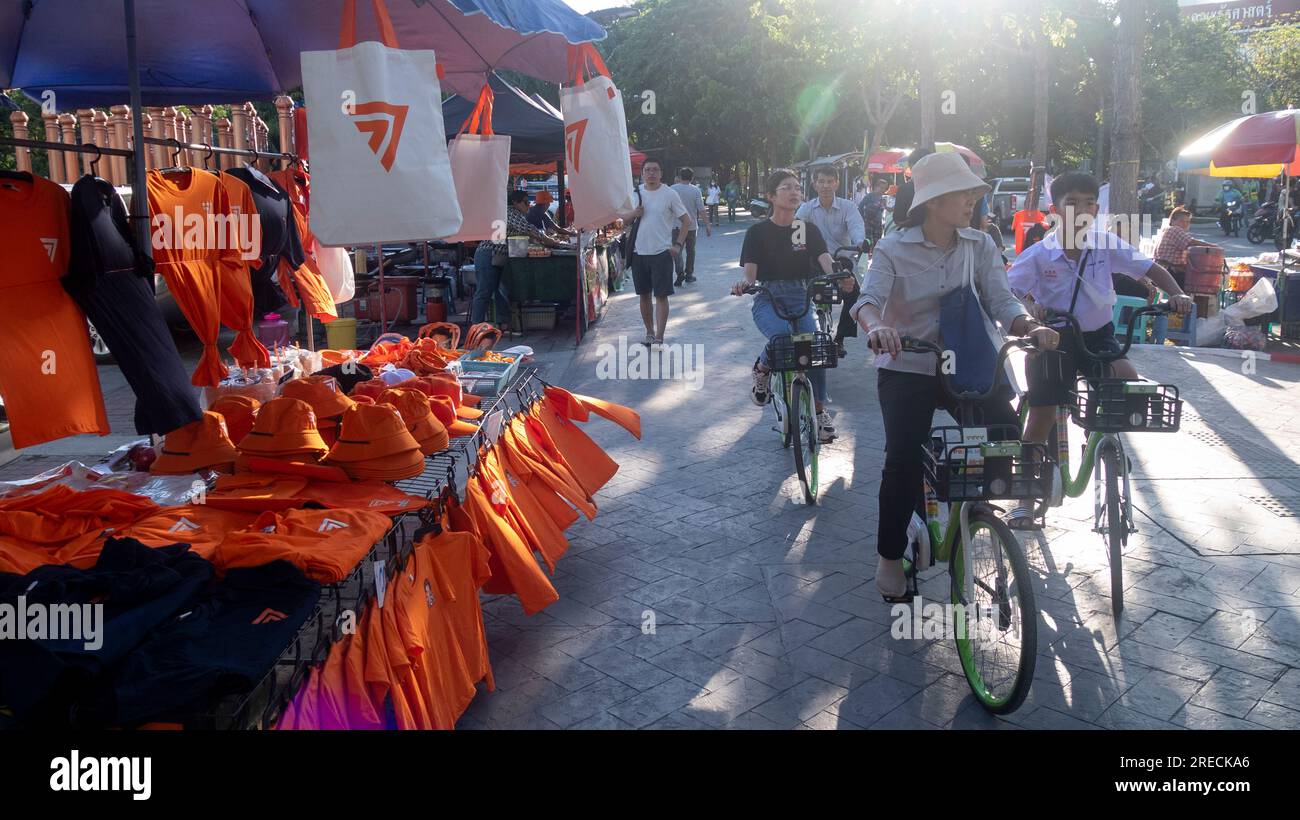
[866,147,911,174]
[0,0,607,107]
[629,144,646,177]
[443,72,562,163]
[1177,109,1300,178]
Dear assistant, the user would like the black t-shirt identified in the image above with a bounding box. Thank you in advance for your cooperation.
[740,218,828,281]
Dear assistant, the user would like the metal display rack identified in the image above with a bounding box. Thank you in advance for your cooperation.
[189,367,548,730]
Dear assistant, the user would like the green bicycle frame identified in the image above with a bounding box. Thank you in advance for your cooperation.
[1017,402,1105,498]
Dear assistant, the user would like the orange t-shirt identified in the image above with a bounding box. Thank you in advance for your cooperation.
[0,485,159,573]
[532,401,618,497]
[111,504,259,561]
[1013,209,1049,255]
[0,174,110,449]
[267,169,337,322]
[544,386,642,440]
[213,507,393,583]
[146,169,232,386]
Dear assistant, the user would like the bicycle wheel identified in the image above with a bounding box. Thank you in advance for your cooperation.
[950,508,1037,713]
[789,375,818,504]
[770,371,792,448]
[1099,445,1125,617]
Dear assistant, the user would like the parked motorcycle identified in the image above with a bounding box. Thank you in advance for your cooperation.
[1248,202,1276,245]
[748,198,771,219]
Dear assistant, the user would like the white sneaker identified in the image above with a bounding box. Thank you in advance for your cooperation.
[817,411,835,443]
[750,363,770,406]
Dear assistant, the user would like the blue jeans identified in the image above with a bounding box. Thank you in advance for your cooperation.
[752,280,826,404]
[472,242,510,325]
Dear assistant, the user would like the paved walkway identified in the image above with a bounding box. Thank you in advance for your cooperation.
[459,217,1300,730]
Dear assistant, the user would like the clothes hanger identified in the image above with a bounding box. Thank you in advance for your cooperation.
[80,142,103,178]
[157,139,190,175]
[201,143,215,171]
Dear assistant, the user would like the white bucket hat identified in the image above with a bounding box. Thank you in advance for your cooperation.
[908,152,991,217]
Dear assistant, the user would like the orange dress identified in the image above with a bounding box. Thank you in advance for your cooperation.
[146,169,232,386]
[0,175,109,448]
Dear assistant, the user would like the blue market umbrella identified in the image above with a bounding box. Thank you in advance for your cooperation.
[0,0,607,106]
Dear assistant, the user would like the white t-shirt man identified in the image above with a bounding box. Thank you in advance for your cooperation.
[634,184,689,255]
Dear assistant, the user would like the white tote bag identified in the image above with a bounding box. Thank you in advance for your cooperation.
[315,244,356,304]
[301,0,462,245]
[560,45,636,230]
[445,86,511,243]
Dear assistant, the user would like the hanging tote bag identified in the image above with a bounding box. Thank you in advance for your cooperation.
[560,44,636,230]
[301,0,461,245]
[445,85,512,242]
[938,241,1008,395]
[315,243,357,304]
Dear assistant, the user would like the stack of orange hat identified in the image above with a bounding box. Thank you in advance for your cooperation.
[281,375,356,447]
[235,397,329,471]
[208,395,261,444]
[349,378,391,402]
[377,388,450,455]
[151,411,239,475]
[430,395,480,437]
[397,374,483,418]
[325,403,426,481]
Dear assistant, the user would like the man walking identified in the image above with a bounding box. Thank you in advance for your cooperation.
[671,168,710,285]
[630,159,692,346]
[725,178,741,223]
[795,165,866,357]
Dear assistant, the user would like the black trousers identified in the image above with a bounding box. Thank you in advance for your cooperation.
[876,368,1019,560]
[834,278,861,342]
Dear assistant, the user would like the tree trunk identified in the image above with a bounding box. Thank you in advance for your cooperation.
[919,21,935,148]
[1033,32,1049,172]
[1109,0,1145,222]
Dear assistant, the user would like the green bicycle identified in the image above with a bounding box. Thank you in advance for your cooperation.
[901,336,1048,714]
[746,274,854,504]
[1016,303,1182,617]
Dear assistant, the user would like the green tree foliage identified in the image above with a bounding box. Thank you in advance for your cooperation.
[1246,22,1300,110]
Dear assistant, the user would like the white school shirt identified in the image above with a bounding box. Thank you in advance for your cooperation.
[1006,228,1153,333]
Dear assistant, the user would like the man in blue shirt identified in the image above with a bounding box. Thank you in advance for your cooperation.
[795,165,866,356]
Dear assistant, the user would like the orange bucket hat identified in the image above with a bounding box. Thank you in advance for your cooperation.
[151,411,238,474]
[378,388,449,456]
[208,395,261,445]
[349,378,390,401]
[326,403,423,464]
[430,395,480,437]
[237,397,329,457]
[281,375,356,419]
[398,375,483,418]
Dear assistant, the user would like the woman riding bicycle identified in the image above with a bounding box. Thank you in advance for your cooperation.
[732,168,838,443]
[851,152,1060,601]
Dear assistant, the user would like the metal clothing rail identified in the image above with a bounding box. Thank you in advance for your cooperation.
[0,134,299,174]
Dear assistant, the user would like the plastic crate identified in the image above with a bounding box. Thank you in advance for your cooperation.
[766,331,837,372]
[923,425,1054,503]
[519,302,560,331]
[456,352,521,397]
[1070,378,1181,433]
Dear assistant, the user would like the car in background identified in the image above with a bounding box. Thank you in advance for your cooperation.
[990,177,1031,230]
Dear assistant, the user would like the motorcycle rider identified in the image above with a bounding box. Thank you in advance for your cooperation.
[1216,181,1245,234]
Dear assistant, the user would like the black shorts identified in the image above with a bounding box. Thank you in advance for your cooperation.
[631,251,675,297]
[1026,322,1125,407]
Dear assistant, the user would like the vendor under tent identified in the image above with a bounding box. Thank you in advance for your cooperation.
[1177,109,1300,338]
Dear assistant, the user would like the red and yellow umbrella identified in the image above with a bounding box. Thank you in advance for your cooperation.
[1177,109,1300,178]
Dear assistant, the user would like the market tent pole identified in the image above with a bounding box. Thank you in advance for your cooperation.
[557,158,566,228]
[575,229,582,346]
[124,0,151,258]
[377,244,387,330]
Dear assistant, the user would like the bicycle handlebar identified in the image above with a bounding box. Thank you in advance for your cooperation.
[742,272,859,323]
[899,335,1038,403]
[1042,302,1173,363]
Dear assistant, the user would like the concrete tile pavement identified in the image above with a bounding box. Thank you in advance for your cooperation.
[456,214,1300,730]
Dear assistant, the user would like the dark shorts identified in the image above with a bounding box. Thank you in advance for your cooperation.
[1026,322,1125,407]
[631,251,675,297]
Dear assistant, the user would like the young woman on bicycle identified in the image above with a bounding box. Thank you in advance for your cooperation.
[732,168,837,443]
[851,152,1060,600]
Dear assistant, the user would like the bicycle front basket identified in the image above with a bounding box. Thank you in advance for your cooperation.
[1070,379,1181,433]
[766,331,838,372]
[922,425,1054,503]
